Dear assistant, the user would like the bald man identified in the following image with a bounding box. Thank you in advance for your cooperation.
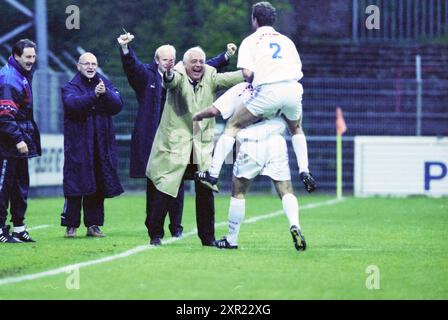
[60,52,124,238]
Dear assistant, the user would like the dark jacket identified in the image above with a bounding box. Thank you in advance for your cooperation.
[0,55,41,158]
[61,72,124,198]
[121,47,229,178]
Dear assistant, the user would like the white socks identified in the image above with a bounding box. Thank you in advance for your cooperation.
[291,133,309,173]
[226,195,300,245]
[209,134,236,178]
[282,193,300,229]
[227,197,245,245]
[14,225,26,233]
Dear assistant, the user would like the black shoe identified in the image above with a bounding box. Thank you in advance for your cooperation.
[214,237,238,249]
[199,180,219,193]
[86,225,104,237]
[0,226,19,243]
[195,171,219,192]
[65,227,77,238]
[172,231,183,239]
[195,171,218,185]
[290,226,306,251]
[150,238,162,246]
[300,172,317,193]
[12,229,35,243]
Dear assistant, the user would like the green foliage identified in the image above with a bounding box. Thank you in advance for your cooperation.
[197,0,251,56]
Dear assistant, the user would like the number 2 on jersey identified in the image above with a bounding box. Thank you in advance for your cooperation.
[269,43,282,59]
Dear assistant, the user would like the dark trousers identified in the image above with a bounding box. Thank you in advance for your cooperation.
[147,165,215,245]
[0,157,29,228]
[192,179,215,245]
[60,192,105,228]
[145,178,184,237]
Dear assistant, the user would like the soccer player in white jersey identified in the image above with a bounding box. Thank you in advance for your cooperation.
[196,82,306,251]
[194,1,316,193]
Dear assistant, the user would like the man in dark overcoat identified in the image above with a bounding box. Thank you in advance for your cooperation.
[60,52,124,238]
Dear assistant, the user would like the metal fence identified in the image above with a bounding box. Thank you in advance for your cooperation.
[32,70,71,134]
[30,72,448,196]
[353,0,448,42]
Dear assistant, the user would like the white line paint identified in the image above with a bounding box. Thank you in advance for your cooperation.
[27,225,51,231]
[0,198,344,286]
[243,198,344,224]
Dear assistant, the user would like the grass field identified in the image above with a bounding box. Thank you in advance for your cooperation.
[0,194,447,300]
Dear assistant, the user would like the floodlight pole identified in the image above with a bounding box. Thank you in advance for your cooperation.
[352,0,358,42]
[336,134,343,199]
[35,0,50,132]
[35,0,48,70]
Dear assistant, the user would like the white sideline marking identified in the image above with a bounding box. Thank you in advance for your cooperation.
[0,198,344,286]
[27,225,51,231]
[243,198,344,224]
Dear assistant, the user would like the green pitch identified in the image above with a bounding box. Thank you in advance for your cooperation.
[0,194,447,299]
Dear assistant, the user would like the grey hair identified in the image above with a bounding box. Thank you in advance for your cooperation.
[183,46,206,63]
[154,44,176,61]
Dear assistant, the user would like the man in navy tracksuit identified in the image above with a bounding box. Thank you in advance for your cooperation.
[0,39,41,243]
[117,31,236,241]
[60,52,124,238]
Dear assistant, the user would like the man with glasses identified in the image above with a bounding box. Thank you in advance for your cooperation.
[60,52,124,238]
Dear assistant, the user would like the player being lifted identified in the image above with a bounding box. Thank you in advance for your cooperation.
[195,82,307,251]
[193,1,316,193]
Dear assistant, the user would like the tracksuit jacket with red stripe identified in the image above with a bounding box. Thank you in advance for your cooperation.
[0,55,41,159]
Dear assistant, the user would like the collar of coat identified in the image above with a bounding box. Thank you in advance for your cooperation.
[127,47,159,74]
[69,72,111,89]
[148,60,159,73]
[8,55,34,83]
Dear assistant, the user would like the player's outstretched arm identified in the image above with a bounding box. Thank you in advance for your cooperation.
[193,105,221,121]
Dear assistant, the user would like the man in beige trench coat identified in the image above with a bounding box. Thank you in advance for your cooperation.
[146,46,244,246]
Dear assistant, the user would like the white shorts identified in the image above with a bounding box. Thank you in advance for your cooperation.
[233,135,291,181]
[214,83,288,141]
[245,81,303,121]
